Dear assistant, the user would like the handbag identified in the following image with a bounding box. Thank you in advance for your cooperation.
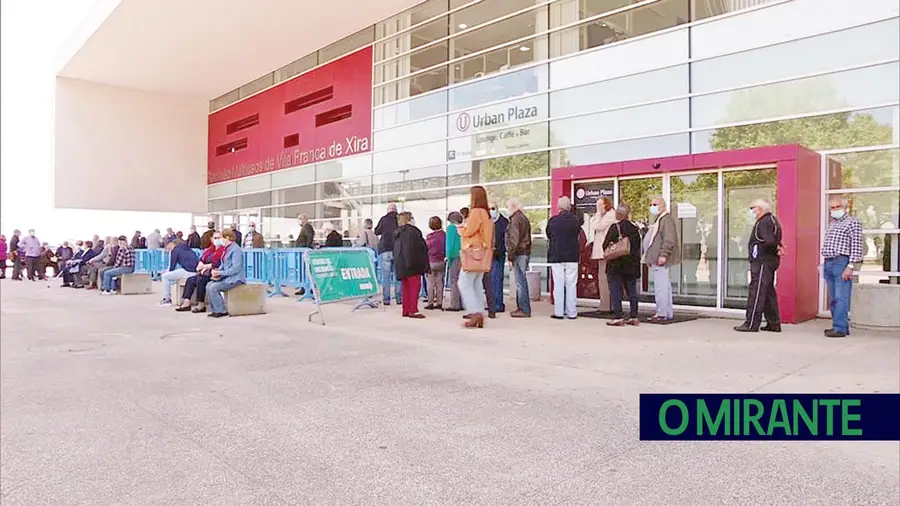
[460,244,492,273]
[603,223,631,261]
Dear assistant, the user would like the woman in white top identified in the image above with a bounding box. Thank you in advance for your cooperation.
[590,197,617,311]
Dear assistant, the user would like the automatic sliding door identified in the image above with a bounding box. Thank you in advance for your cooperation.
[671,173,718,307]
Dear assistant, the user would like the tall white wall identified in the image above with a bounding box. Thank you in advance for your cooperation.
[54,77,208,213]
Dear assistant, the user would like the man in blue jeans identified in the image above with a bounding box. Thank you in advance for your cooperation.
[374,203,401,305]
[489,201,509,313]
[205,229,246,318]
[821,196,863,338]
[505,198,532,318]
[100,235,135,294]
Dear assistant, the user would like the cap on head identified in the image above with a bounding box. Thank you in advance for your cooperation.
[117,235,127,241]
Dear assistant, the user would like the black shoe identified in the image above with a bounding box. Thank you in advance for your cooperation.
[551,315,564,320]
[488,311,496,319]
[208,312,228,318]
[733,323,758,332]
[175,306,192,312]
[382,301,391,306]
[761,324,782,333]
[825,329,848,338]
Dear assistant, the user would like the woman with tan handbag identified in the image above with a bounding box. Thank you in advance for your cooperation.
[590,197,616,311]
[457,186,494,329]
[602,203,642,326]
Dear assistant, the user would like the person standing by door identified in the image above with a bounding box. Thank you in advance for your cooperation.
[505,198,532,318]
[821,195,864,338]
[374,204,402,306]
[444,212,463,312]
[488,201,509,314]
[547,196,581,320]
[734,199,783,333]
[8,230,22,280]
[642,197,680,323]
[590,197,616,312]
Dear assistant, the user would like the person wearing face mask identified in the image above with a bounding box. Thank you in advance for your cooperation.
[187,226,202,249]
[488,201,509,314]
[19,230,43,281]
[176,232,226,313]
[100,236,136,294]
[641,197,680,323]
[243,222,265,249]
[820,196,863,338]
[205,228,246,318]
[58,241,77,287]
[734,199,783,333]
[200,222,217,249]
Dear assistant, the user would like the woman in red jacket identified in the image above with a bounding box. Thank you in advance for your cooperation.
[175,232,226,313]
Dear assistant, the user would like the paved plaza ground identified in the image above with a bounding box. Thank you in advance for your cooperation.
[1,279,898,505]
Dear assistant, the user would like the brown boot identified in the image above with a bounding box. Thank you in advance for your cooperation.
[464,314,484,328]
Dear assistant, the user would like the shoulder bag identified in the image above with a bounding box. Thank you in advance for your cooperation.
[603,222,631,261]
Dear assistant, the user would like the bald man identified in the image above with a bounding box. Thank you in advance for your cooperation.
[734,199,783,333]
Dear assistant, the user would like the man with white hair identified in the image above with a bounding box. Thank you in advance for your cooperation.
[641,197,680,323]
[374,203,402,305]
[734,198,783,333]
[546,196,581,319]
[820,195,863,338]
[295,214,315,248]
[243,221,264,249]
[505,197,532,317]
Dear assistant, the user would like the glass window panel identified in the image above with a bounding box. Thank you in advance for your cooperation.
[374,116,447,151]
[392,190,450,233]
[235,174,271,194]
[447,122,549,162]
[449,63,549,111]
[691,18,900,93]
[446,93,550,161]
[449,150,549,186]
[236,191,271,210]
[551,133,690,167]
[671,173,719,307]
[451,0,540,35]
[208,197,237,213]
[858,232,900,278]
[691,63,900,129]
[549,0,632,27]
[549,0,688,58]
[372,165,448,195]
[210,89,240,112]
[447,179,549,212]
[376,17,448,66]
[550,99,689,147]
[845,191,900,231]
[271,165,316,188]
[450,9,545,61]
[550,65,689,118]
[691,106,900,153]
[321,176,374,200]
[314,154,372,182]
[275,53,318,83]
[722,169,777,309]
[373,140,448,173]
[692,0,780,20]
[374,91,448,129]
[450,35,547,85]
[239,73,274,99]
[319,27,375,63]
[274,184,318,205]
[375,67,449,106]
[376,0,448,40]
[827,149,900,190]
[208,181,237,199]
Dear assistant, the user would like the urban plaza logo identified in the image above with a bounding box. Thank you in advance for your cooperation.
[455,105,539,133]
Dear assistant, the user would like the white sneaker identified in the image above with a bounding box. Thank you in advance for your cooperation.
[157,299,172,307]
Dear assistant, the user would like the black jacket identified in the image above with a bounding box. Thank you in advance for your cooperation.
[295,223,315,248]
[374,211,399,254]
[749,212,782,267]
[602,220,642,278]
[393,224,428,280]
[546,210,581,263]
[492,214,509,260]
[9,235,19,254]
[187,232,202,249]
[324,230,343,247]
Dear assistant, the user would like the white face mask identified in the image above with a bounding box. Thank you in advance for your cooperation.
[213,239,223,247]
[749,209,758,221]
[831,209,846,220]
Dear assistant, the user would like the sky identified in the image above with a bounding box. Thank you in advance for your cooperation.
[1,0,190,244]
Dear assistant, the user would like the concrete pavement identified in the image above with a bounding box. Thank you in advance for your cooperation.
[1,280,898,505]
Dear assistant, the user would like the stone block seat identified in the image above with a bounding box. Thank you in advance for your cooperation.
[175,277,196,304]
[118,272,152,295]
[225,282,267,316]
[851,283,900,332]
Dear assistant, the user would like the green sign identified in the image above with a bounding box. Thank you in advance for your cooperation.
[305,248,379,304]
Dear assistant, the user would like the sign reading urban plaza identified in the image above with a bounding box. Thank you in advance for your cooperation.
[207,47,374,184]
[446,95,548,162]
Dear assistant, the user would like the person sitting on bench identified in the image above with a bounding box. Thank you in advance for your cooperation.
[204,229,245,318]
[100,236,135,295]
[157,239,200,307]
[175,231,225,313]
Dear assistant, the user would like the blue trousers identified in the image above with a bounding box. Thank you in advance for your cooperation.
[206,279,243,314]
[379,251,402,304]
[101,266,134,291]
[490,258,506,312]
[823,256,853,333]
[511,255,531,315]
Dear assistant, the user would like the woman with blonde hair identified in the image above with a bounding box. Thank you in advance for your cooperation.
[457,186,494,328]
[590,196,616,311]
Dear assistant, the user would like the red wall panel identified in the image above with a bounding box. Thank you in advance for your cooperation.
[208,46,373,184]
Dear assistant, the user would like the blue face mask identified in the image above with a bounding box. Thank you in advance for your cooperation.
[490,210,499,220]
[649,205,660,216]
[831,209,846,220]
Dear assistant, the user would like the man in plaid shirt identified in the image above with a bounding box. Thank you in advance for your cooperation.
[821,196,863,338]
[100,235,136,294]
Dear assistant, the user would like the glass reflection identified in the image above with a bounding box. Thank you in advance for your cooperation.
[671,173,718,307]
[617,177,663,300]
[827,149,900,190]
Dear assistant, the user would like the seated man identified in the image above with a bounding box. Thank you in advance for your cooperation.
[40,243,57,279]
[175,231,224,313]
[205,228,246,318]
[71,240,101,288]
[100,235,135,295]
[157,239,200,307]
[61,241,86,288]
[56,241,74,278]
[86,239,113,290]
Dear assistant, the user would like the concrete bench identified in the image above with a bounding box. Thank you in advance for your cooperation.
[224,282,267,316]
[174,277,197,304]
[851,283,900,332]
[118,272,152,295]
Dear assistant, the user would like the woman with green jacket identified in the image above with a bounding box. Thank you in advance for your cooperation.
[444,211,463,311]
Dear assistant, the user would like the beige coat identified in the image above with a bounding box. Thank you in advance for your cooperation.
[590,210,617,259]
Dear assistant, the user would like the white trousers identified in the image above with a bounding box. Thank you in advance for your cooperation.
[550,262,578,318]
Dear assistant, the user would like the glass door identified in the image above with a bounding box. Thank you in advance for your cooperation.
[670,172,719,307]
